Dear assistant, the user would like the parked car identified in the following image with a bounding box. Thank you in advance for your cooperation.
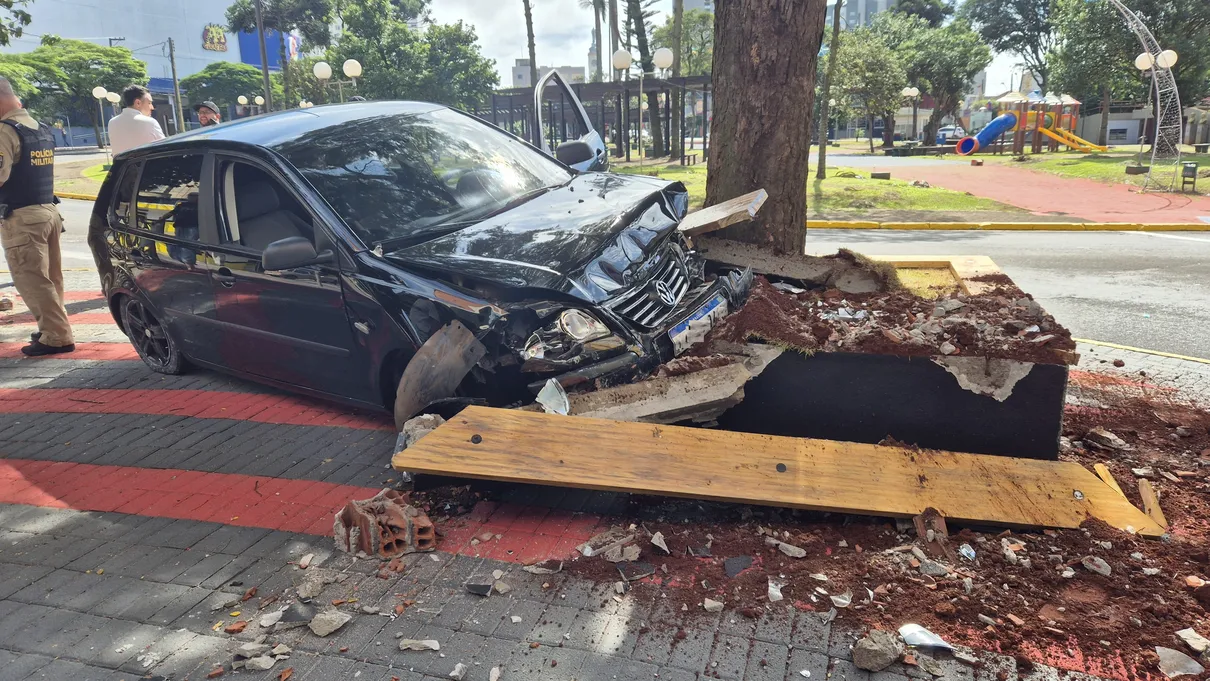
[935,126,966,143]
[87,81,750,429]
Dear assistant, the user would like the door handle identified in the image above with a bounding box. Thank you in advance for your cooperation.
[213,267,236,288]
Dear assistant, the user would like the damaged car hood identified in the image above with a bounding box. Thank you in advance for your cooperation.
[385,173,687,304]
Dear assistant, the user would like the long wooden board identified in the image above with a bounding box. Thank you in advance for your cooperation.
[395,406,1165,537]
[678,189,768,238]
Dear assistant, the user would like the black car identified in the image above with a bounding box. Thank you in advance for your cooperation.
[87,96,750,429]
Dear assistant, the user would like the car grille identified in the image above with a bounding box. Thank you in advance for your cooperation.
[609,247,690,329]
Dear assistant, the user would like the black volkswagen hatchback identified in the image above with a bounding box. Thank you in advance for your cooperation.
[88,99,750,429]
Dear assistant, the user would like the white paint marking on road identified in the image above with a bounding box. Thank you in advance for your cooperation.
[1129,232,1210,244]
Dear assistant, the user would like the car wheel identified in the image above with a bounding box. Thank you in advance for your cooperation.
[121,297,184,375]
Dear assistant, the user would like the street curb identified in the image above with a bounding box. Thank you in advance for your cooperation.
[55,191,98,201]
[806,220,1210,231]
[1074,338,1210,365]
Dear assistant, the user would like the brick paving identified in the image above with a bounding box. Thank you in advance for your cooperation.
[2,278,1204,680]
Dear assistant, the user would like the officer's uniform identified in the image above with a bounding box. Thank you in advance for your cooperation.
[0,108,73,348]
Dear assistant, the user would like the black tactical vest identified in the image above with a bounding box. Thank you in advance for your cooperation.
[0,119,56,209]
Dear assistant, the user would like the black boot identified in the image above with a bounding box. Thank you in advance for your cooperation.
[21,340,75,356]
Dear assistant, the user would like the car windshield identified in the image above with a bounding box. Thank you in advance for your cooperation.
[274,108,573,247]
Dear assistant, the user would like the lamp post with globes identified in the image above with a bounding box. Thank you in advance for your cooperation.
[610,47,674,166]
[91,86,112,157]
[313,59,362,103]
[901,86,920,141]
[237,95,266,117]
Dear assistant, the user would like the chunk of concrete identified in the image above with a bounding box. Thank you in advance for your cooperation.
[308,609,352,637]
[852,629,903,672]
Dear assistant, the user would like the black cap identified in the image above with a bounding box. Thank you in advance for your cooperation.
[192,101,219,115]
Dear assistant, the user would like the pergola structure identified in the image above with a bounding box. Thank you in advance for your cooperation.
[471,76,714,164]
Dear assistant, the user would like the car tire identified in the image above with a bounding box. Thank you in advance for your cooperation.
[121,296,184,375]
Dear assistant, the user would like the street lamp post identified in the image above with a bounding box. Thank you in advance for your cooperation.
[237,95,267,116]
[91,86,111,159]
[611,47,673,166]
[901,86,920,141]
[313,60,362,103]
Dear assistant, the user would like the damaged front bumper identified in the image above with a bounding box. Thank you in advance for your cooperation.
[526,267,755,392]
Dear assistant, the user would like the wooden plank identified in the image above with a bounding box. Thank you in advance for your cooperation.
[1093,463,1127,498]
[678,189,768,238]
[1137,479,1168,529]
[395,406,1166,537]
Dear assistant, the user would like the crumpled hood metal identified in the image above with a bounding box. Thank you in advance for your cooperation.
[385,172,686,303]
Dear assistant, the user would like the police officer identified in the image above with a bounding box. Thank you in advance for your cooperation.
[0,77,74,356]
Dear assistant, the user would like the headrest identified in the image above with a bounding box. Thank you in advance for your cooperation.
[235,181,281,220]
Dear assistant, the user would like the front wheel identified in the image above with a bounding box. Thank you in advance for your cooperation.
[121,296,184,375]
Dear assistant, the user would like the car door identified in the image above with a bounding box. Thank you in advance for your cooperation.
[534,71,608,172]
[203,155,375,403]
[119,153,226,365]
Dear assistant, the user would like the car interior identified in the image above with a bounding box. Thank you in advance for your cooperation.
[223,163,315,252]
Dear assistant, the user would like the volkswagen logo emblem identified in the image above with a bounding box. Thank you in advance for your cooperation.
[652,280,677,306]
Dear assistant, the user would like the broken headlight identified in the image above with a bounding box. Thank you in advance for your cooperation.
[522,309,611,361]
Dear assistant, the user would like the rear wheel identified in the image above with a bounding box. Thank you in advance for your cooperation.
[121,297,184,375]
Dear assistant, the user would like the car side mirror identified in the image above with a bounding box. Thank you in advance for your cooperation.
[555,140,595,167]
[262,236,335,270]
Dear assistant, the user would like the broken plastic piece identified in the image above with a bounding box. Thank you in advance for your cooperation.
[1156,646,1205,678]
[898,624,954,652]
[537,378,570,415]
[333,489,436,558]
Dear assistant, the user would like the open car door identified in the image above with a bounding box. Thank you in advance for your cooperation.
[534,71,607,172]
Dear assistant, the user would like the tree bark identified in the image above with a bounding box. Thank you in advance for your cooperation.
[882,114,895,147]
[523,0,538,87]
[706,0,827,256]
[1098,82,1111,147]
[867,112,876,152]
[815,0,842,180]
[670,0,683,160]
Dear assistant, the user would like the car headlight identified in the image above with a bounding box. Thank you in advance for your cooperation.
[558,309,610,342]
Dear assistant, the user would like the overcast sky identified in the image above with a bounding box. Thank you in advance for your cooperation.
[431,0,1019,94]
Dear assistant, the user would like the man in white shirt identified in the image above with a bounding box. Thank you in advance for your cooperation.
[107,85,165,155]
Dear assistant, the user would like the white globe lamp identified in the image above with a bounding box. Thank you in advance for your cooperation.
[611,49,633,71]
[105,92,120,104]
[254,95,265,106]
[237,95,249,105]
[653,47,673,71]
[1134,52,1155,71]
[313,61,333,81]
[342,59,362,78]
[1156,49,1178,68]
[92,86,107,100]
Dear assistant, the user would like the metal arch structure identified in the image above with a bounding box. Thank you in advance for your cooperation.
[1106,0,1183,191]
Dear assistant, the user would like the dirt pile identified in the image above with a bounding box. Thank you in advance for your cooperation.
[700,276,1076,366]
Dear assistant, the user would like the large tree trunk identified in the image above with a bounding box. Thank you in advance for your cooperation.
[670,0,683,160]
[815,0,842,180]
[882,113,895,147]
[523,0,538,87]
[629,0,665,157]
[706,0,827,256]
[867,112,876,152]
[1098,82,1111,147]
[609,0,621,79]
[593,2,604,80]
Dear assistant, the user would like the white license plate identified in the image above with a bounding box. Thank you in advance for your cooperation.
[668,292,728,356]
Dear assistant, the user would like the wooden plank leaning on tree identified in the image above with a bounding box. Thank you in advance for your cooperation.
[394,406,1166,537]
[677,189,768,238]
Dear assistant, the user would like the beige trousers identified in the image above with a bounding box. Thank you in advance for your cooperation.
[2,204,73,346]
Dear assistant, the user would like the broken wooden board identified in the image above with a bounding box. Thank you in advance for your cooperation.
[1138,479,1168,529]
[394,406,1166,537]
[1093,463,1126,498]
[678,189,767,238]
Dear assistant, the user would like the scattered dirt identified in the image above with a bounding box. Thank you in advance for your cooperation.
[656,354,737,378]
[700,277,1076,365]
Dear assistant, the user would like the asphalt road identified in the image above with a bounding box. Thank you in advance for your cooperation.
[808,229,1210,359]
[7,201,1208,359]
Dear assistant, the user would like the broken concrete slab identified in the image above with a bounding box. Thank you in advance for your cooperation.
[333,488,436,558]
[724,555,753,578]
[616,561,655,582]
[1156,646,1205,678]
[1082,556,1112,576]
[522,559,563,575]
[275,602,316,631]
[1176,628,1210,655]
[932,357,1034,403]
[294,568,338,600]
[677,189,768,238]
[399,639,441,652]
[449,662,468,680]
[703,598,724,612]
[244,656,276,671]
[604,544,641,563]
[308,609,352,637]
[852,629,903,672]
[1086,428,1131,451]
[651,531,670,554]
[577,527,636,558]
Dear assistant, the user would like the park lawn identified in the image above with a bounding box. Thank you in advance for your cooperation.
[981,148,1210,192]
[54,161,108,198]
[615,162,1017,213]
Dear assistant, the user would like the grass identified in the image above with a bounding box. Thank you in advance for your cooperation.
[615,162,1018,214]
[54,160,107,197]
[896,267,960,300]
[980,146,1210,193]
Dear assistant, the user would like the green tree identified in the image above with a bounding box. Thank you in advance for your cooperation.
[835,28,907,152]
[870,12,930,145]
[1130,0,1210,107]
[1049,0,1139,146]
[960,0,1054,92]
[911,20,991,144]
[652,8,713,76]
[180,61,281,111]
[226,0,336,108]
[892,0,952,27]
[0,55,48,101]
[0,0,30,47]
[22,37,148,148]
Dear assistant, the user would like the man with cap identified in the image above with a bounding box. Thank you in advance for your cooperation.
[0,76,74,355]
[194,101,221,127]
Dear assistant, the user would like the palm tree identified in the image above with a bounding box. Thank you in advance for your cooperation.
[522,0,538,87]
[579,0,605,80]
[608,0,621,79]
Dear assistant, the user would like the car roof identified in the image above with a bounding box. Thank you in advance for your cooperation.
[132,101,447,154]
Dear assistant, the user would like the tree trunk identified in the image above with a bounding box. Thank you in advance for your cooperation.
[89,104,103,150]
[670,0,683,160]
[609,0,621,79]
[882,114,895,147]
[279,40,289,109]
[1099,82,1111,147]
[593,2,604,80]
[923,106,946,147]
[867,112,875,152]
[706,0,827,256]
[815,0,842,180]
[523,0,538,87]
[629,0,664,157]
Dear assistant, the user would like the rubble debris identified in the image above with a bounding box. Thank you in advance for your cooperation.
[275,602,316,631]
[449,662,468,680]
[703,598,724,612]
[914,653,946,677]
[689,545,713,558]
[400,414,446,450]
[1085,428,1131,451]
[852,629,903,672]
[298,553,314,570]
[334,489,436,559]
[678,189,767,238]
[465,580,493,596]
[236,643,270,658]
[224,621,247,634]
[820,608,838,624]
[490,667,501,681]
[604,544,642,563]
[724,555,754,577]
[933,357,1033,402]
[523,560,563,575]
[917,559,950,577]
[536,378,570,415]
[830,591,853,608]
[493,580,511,595]
[616,561,655,582]
[898,624,953,652]
[764,536,807,558]
[651,531,670,554]
[958,544,976,561]
[244,657,276,672]
[1082,556,1112,576]
[308,609,351,637]
[271,644,292,657]
[768,578,786,602]
[978,615,998,627]
[1156,646,1205,678]
[510,616,523,624]
[295,569,338,599]
[259,610,284,628]
[1176,628,1210,654]
[577,528,636,558]
[399,639,441,651]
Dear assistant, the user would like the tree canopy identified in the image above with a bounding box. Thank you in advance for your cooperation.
[960,0,1054,92]
[18,37,147,130]
[910,20,991,142]
[835,28,907,150]
[0,0,30,47]
[181,61,284,109]
[652,8,714,76]
[891,0,953,28]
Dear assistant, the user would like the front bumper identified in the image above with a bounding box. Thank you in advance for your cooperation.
[527,267,754,392]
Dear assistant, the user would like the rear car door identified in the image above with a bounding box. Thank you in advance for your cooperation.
[203,155,374,402]
[534,71,607,171]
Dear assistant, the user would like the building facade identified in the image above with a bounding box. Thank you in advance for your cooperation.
[511,60,587,88]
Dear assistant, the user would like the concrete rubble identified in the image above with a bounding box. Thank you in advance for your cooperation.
[852,630,903,672]
[333,488,436,558]
[399,639,441,651]
[577,527,635,558]
[308,608,352,637]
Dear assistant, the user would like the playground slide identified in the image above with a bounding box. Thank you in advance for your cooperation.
[1037,127,1107,153]
[955,113,1017,155]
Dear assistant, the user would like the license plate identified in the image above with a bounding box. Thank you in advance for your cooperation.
[668,292,728,356]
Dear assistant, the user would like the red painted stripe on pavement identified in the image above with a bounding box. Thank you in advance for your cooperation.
[0,387,392,430]
[10,291,103,303]
[0,342,138,360]
[3,311,114,325]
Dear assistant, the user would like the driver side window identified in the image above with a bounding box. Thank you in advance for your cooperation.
[216,161,316,258]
